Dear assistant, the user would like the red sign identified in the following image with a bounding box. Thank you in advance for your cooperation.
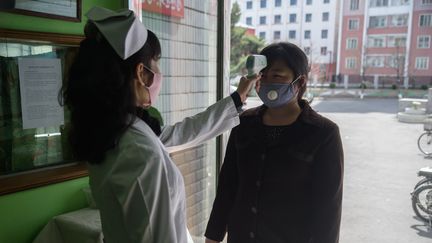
[142,0,184,18]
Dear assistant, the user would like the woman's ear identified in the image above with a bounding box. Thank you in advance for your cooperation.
[135,63,146,86]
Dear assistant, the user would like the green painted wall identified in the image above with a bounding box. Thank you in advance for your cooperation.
[0,177,90,243]
[0,1,124,243]
[0,0,125,35]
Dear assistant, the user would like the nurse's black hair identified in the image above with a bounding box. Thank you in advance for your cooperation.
[260,42,310,102]
[60,21,161,164]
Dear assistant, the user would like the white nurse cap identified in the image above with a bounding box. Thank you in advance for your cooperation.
[85,6,148,60]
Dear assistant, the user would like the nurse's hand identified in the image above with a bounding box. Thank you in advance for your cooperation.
[236,73,262,103]
[205,238,220,243]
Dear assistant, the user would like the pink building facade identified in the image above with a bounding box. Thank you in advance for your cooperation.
[337,0,432,88]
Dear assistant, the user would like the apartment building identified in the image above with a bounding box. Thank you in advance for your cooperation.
[337,0,432,88]
[237,0,341,83]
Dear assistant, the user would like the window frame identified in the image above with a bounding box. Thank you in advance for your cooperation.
[415,57,429,70]
[418,35,431,49]
[346,38,358,49]
[346,57,357,69]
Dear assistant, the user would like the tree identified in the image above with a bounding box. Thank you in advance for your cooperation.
[230,2,265,78]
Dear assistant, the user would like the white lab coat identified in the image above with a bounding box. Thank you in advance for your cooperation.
[88,96,240,243]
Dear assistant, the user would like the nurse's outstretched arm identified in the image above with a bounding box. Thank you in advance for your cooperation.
[160,75,259,153]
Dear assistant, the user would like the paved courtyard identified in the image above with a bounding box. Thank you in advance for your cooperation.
[313,98,432,243]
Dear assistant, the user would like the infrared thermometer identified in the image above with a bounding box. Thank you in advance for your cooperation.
[246,55,267,79]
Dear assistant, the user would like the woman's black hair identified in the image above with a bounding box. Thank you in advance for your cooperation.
[259,42,310,101]
[61,22,161,164]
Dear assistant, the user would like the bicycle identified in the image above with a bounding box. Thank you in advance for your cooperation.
[417,120,432,156]
[411,166,432,225]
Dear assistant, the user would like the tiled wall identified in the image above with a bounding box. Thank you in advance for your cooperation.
[142,0,218,240]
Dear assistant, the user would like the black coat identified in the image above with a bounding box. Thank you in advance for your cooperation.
[205,100,344,243]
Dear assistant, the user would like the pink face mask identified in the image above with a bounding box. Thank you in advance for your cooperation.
[143,66,163,107]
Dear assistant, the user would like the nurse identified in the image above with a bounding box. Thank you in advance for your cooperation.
[61,7,258,243]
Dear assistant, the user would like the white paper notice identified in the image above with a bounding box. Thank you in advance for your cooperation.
[18,58,64,129]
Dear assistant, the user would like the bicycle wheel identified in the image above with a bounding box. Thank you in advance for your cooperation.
[411,184,432,222]
[414,178,432,190]
[417,132,432,155]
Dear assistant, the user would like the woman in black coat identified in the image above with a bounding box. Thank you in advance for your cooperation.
[205,42,344,243]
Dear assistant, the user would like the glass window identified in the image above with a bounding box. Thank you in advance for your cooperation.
[346,57,357,68]
[290,0,297,6]
[246,17,252,25]
[391,0,410,6]
[324,0,330,3]
[347,38,358,49]
[141,1,219,240]
[304,47,311,55]
[305,13,312,22]
[390,14,408,27]
[275,0,282,7]
[416,57,429,69]
[321,46,328,55]
[423,0,432,5]
[274,31,281,40]
[350,0,359,10]
[368,36,386,47]
[307,0,313,4]
[260,0,267,8]
[259,31,266,39]
[321,29,328,39]
[370,0,389,7]
[260,16,267,25]
[388,36,407,47]
[367,56,386,67]
[348,19,359,30]
[418,35,431,48]
[289,14,297,23]
[289,30,296,39]
[420,14,432,27]
[369,16,387,28]
[304,30,311,39]
[322,12,329,22]
[246,1,253,9]
[274,15,282,24]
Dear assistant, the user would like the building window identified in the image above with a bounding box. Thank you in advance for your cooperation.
[324,0,330,3]
[260,16,267,25]
[346,57,356,69]
[274,15,282,24]
[321,47,328,55]
[246,17,252,25]
[347,38,358,49]
[391,0,410,6]
[290,0,297,6]
[350,0,359,10]
[260,0,267,8]
[415,57,429,69]
[369,16,387,28]
[367,56,385,67]
[388,55,405,68]
[274,31,281,40]
[390,14,408,27]
[322,12,329,21]
[321,29,328,39]
[304,30,311,39]
[304,47,311,55]
[275,0,282,7]
[246,1,253,9]
[388,36,406,47]
[289,30,296,39]
[420,14,432,27]
[289,14,297,23]
[305,13,312,22]
[423,0,432,5]
[370,0,389,7]
[348,19,359,30]
[418,35,431,48]
[368,36,386,47]
[259,31,266,39]
[307,0,313,5]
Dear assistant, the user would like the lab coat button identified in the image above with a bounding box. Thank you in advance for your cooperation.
[261,154,266,160]
[249,232,255,238]
[251,207,257,214]
[256,181,261,187]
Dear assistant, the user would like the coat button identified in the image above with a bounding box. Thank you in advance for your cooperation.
[261,154,266,160]
[251,207,257,214]
[256,180,261,187]
[249,232,255,238]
